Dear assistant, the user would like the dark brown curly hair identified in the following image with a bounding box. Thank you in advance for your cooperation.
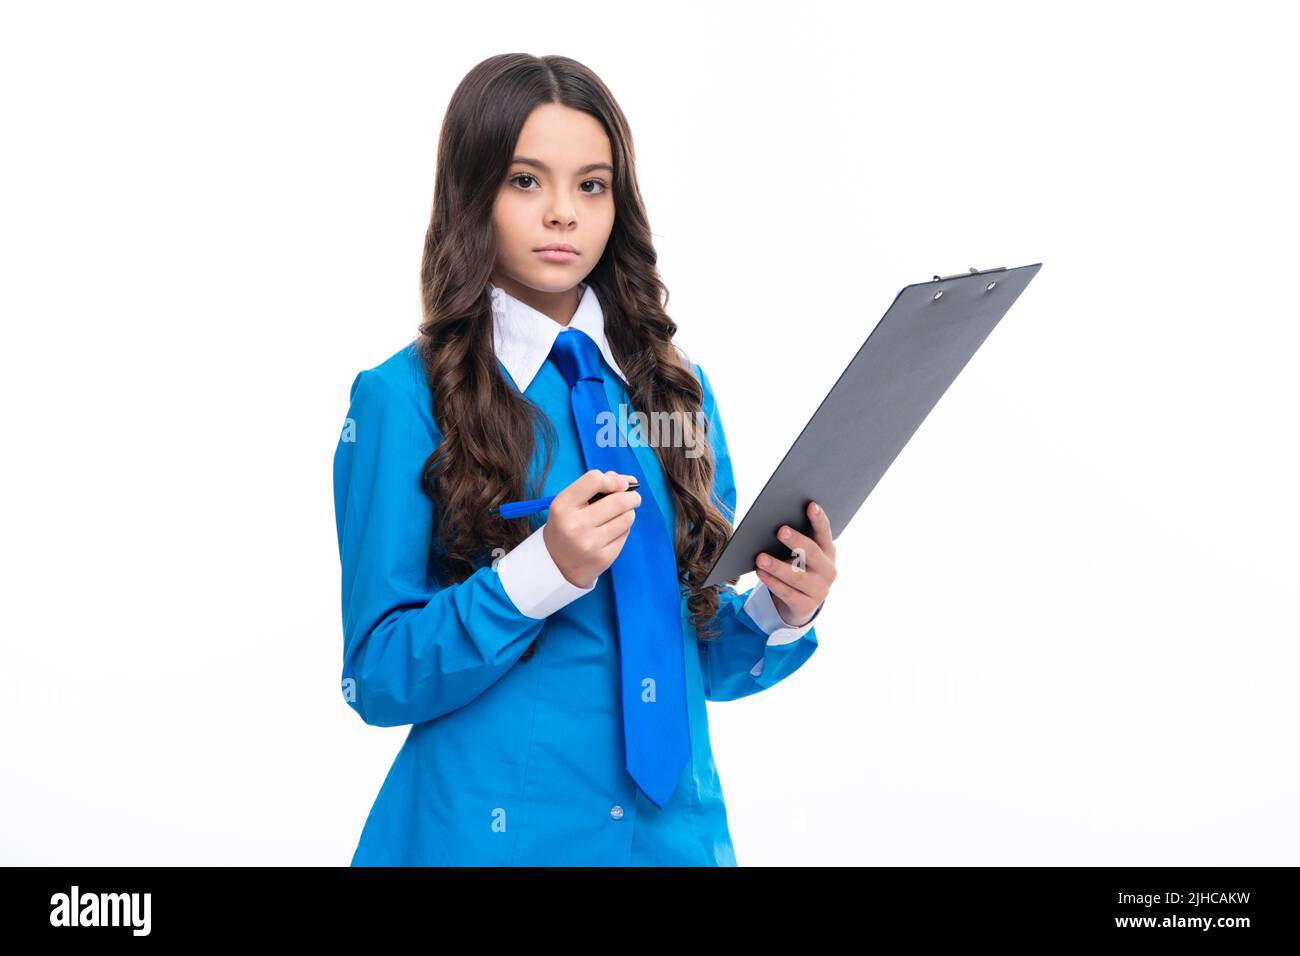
[413,53,739,647]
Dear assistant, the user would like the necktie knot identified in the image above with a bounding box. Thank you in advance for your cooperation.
[548,328,605,390]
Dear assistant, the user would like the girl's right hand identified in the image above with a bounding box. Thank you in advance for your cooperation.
[542,469,641,589]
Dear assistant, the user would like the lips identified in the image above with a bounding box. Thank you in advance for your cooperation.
[535,244,578,254]
[535,246,579,264]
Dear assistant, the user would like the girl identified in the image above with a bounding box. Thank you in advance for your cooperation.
[333,53,837,866]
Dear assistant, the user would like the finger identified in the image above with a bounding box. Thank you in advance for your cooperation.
[564,470,631,510]
[755,566,816,617]
[588,487,642,528]
[584,470,638,504]
[807,501,835,560]
[560,469,612,507]
[593,507,636,550]
[771,524,829,577]
[756,553,821,597]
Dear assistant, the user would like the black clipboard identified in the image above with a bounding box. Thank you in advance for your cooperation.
[701,263,1043,589]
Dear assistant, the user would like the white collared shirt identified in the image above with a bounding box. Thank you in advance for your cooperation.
[490,281,816,645]
[489,280,632,392]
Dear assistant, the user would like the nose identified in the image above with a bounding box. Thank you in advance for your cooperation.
[546,196,577,227]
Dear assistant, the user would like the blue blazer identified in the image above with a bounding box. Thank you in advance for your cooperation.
[333,342,819,865]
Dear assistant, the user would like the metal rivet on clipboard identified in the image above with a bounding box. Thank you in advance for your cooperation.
[930,266,1003,299]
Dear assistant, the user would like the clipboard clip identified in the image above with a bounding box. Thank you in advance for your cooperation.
[931,266,1007,282]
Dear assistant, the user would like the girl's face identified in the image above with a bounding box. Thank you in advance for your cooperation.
[491,103,616,298]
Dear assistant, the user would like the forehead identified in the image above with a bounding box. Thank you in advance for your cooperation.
[513,103,612,168]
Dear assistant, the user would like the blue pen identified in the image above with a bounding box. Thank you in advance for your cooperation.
[498,480,639,520]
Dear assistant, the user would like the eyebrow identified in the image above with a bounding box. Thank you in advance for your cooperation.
[511,156,614,176]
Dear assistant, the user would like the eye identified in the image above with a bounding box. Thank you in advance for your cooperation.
[508,173,611,196]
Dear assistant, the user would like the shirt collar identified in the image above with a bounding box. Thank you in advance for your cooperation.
[488,280,629,392]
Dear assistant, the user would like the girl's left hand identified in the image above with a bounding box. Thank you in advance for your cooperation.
[754,500,836,627]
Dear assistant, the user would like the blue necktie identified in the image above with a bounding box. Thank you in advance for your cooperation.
[548,328,690,809]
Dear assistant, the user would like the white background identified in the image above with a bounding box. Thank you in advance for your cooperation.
[2,0,1296,865]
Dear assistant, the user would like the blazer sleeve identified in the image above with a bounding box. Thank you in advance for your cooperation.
[333,367,593,727]
[691,362,822,702]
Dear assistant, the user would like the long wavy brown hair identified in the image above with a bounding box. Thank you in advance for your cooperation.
[414,53,738,646]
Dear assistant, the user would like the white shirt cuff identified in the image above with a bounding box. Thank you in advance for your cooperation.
[496,524,596,619]
[744,580,817,646]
